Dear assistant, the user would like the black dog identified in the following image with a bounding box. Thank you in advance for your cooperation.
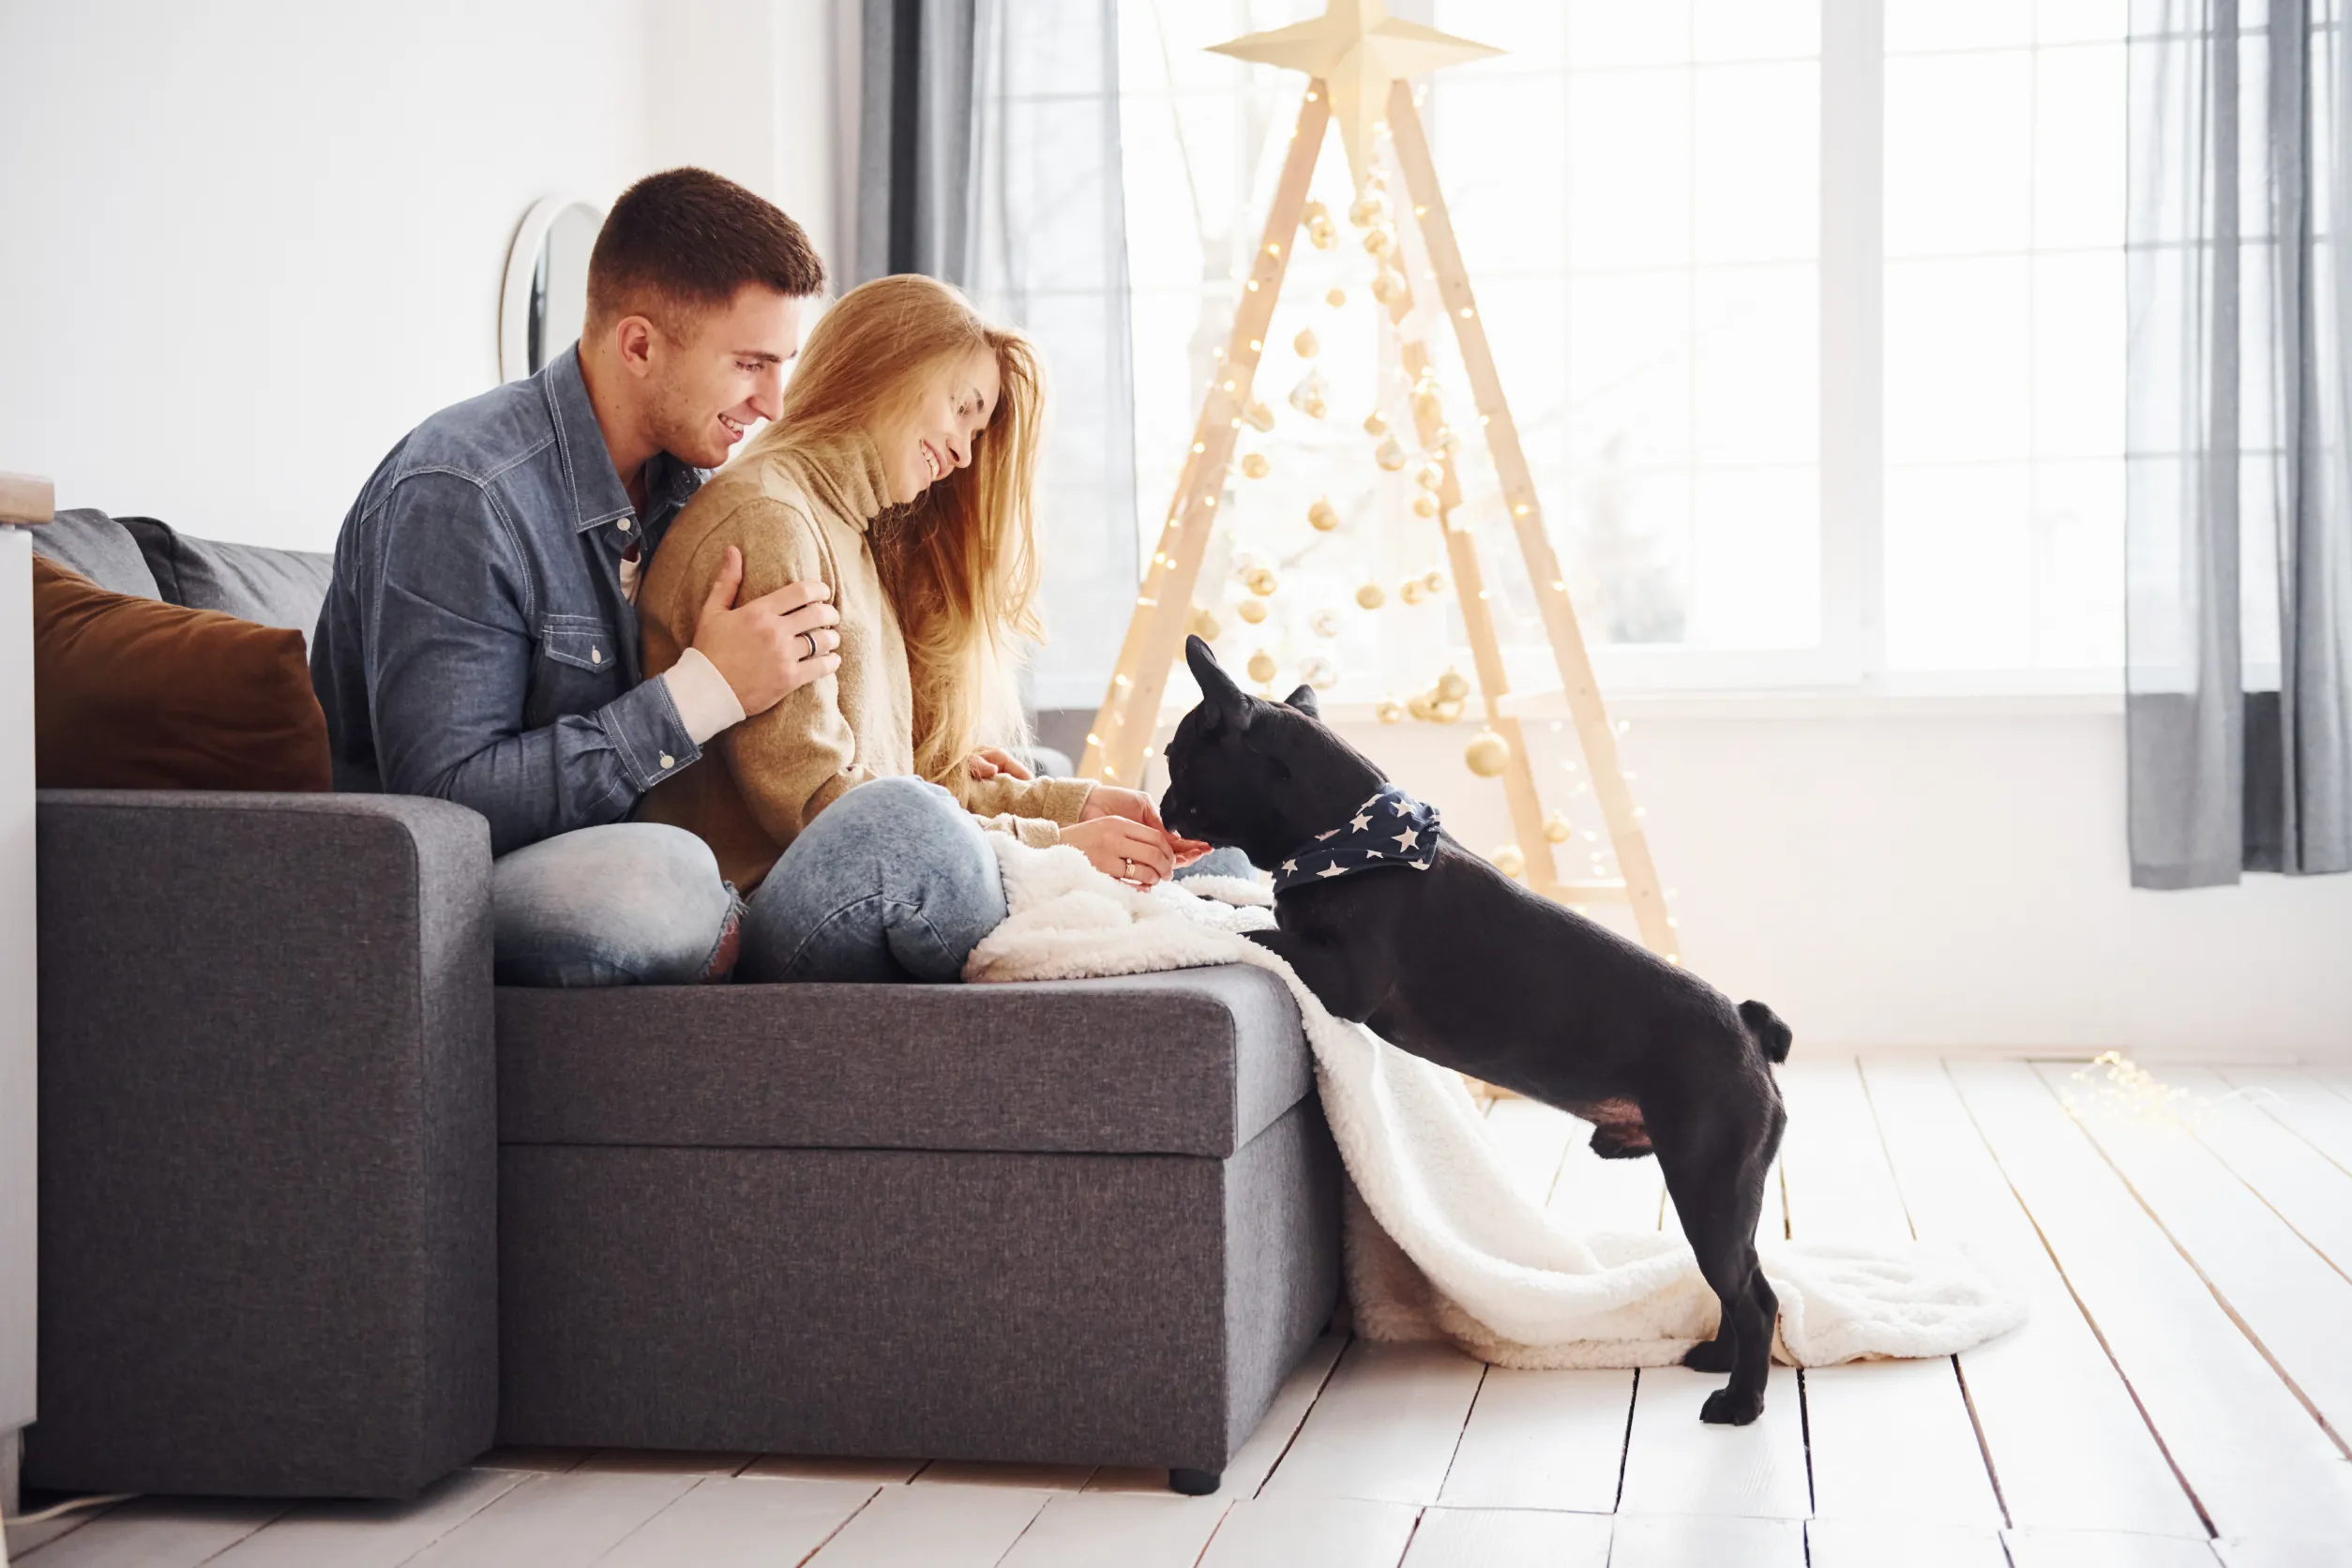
[1160,637,1791,1425]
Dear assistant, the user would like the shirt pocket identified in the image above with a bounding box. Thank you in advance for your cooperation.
[524,615,625,729]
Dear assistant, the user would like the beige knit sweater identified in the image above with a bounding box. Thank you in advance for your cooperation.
[636,442,1093,894]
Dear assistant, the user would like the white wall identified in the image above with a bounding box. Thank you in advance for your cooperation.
[1316,704,2352,1063]
[0,0,842,555]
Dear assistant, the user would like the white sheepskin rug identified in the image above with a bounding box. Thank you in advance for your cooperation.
[965,837,2025,1369]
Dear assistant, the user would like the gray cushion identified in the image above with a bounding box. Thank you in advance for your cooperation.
[28,508,160,598]
[497,965,1312,1157]
[119,516,333,643]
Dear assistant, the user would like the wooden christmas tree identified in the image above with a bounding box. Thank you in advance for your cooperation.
[1081,0,1680,964]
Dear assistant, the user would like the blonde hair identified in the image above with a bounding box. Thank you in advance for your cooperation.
[742,275,1045,785]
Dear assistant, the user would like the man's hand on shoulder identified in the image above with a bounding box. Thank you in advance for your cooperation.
[693,544,840,716]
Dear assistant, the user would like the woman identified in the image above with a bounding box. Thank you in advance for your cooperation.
[638,274,1200,983]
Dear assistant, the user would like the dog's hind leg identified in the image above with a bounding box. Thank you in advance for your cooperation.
[1654,1094,1783,1425]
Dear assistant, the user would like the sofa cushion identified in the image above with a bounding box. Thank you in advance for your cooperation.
[31,556,332,792]
[28,508,160,599]
[119,516,333,644]
[496,965,1312,1158]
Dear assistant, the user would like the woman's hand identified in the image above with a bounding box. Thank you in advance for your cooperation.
[1078,787,1214,868]
[965,746,1034,782]
[1062,816,1180,886]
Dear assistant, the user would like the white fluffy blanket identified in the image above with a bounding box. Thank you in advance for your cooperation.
[966,837,2025,1368]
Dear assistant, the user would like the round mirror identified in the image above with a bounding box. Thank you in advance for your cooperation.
[499,196,604,382]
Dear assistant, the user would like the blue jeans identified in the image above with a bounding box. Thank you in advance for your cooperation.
[490,776,1005,986]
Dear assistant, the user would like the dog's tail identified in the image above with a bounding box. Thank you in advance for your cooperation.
[1739,1000,1793,1063]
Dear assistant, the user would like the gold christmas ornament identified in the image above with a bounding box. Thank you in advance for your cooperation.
[1407,691,1439,721]
[1491,843,1528,880]
[1424,568,1446,594]
[1244,565,1279,596]
[1371,267,1408,306]
[1241,452,1271,479]
[1464,728,1512,778]
[1435,669,1470,701]
[1302,199,1336,249]
[1411,493,1438,519]
[1377,698,1407,724]
[1432,696,1464,722]
[1299,654,1339,690]
[1244,399,1276,432]
[1374,431,1409,471]
[1364,226,1395,258]
[1287,369,1329,420]
[1543,811,1573,844]
[1362,409,1388,437]
[1246,649,1277,683]
[1347,192,1386,228]
[1189,608,1221,641]
[1400,579,1426,606]
[1412,388,1444,427]
[1292,327,1320,358]
[1325,286,1347,308]
[1355,581,1387,610]
[1309,608,1341,638]
[1415,462,1444,491]
[1306,497,1341,533]
[1237,597,1269,625]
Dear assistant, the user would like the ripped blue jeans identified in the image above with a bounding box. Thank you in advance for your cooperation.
[490,775,1007,986]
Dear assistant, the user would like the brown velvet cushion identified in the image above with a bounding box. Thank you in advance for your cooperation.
[32,555,331,792]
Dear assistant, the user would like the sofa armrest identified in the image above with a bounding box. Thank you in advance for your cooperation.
[30,791,496,1498]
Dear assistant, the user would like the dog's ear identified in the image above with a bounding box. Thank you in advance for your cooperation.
[1185,635,1253,730]
[1283,684,1320,719]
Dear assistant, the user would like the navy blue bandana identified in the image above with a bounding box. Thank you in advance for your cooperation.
[1272,784,1443,895]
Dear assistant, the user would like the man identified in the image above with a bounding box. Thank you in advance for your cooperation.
[314,168,845,984]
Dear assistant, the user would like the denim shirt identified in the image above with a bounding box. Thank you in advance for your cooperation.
[312,347,707,857]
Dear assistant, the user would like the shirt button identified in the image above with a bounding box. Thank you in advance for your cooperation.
[659,753,675,769]
[617,518,632,533]
[591,647,603,664]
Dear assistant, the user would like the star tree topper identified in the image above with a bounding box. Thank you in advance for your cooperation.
[1208,0,1501,192]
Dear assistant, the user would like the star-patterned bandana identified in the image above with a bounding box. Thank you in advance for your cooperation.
[1272,783,1443,895]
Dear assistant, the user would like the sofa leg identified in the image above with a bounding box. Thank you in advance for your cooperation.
[1168,1467,1221,1497]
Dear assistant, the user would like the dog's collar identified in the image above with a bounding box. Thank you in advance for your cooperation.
[1272,784,1442,895]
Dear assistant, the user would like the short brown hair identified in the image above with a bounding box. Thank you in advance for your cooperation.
[586,167,825,331]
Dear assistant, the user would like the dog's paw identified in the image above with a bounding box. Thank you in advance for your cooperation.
[1681,1337,1736,1373]
[1698,1385,1764,1426]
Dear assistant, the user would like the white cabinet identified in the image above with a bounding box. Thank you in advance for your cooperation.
[0,494,45,1516]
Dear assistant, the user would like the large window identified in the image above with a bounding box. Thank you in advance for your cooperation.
[1114,0,2130,700]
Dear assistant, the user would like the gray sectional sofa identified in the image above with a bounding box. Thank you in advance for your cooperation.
[26,510,1340,1500]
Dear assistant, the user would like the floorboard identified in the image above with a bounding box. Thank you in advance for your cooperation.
[1546,1118,1665,1233]
[1397,1505,1611,1566]
[1256,1341,1483,1505]
[2003,1528,2224,1567]
[1436,1367,1632,1512]
[1803,1518,2008,1567]
[594,1476,878,1566]
[204,1470,523,1567]
[993,1493,1229,1568]
[1613,1364,1810,1520]
[1479,1100,1576,1204]
[1606,1514,1805,1566]
[2218,1068,2352,1177]
[14,1498,288,1567]
[399,1472,697,1567]
[2164,1066,2352,1282]
[1192,1496,1419,1568]
[2041,1061,2352,1448]
[800,1481,1049,1567]
[1949,1060,2352,1549]
[1776,1058,2002,1529]
[1861,1059,2209,1538]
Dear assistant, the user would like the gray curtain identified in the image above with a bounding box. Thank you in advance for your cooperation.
[856,0,1139,715]
[854,0,979,284]
[2126,0,2352,885]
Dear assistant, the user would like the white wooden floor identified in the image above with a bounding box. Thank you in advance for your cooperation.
[12,1059,2352,1568]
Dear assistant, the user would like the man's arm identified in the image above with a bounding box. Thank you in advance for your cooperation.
[361,472,698,856]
